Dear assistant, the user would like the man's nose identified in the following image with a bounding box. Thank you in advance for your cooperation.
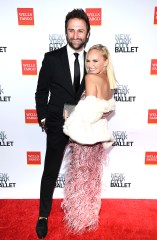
[73,31,79,39]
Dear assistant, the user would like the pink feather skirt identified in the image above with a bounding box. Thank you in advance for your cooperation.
[61,141,106,234]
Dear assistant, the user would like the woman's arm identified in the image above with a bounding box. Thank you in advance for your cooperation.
[85,74,97,97]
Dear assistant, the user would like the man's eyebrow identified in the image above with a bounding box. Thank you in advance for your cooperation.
[67,28,85,31]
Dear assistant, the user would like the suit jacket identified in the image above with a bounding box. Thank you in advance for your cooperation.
[35,45,86,128]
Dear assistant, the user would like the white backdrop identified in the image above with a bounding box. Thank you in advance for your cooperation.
[0,0,157,199]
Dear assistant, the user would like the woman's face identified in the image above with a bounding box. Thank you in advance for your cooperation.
[86,49,108,74]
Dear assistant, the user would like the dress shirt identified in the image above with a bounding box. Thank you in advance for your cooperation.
[67,44,84,85]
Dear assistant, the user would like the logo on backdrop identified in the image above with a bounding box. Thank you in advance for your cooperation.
[150,59,157,75]
[147,109,157,124]
[27,151,41,165]
[114,85,136,102]
[0,173,16,188]
[115,34,138,53]
[21,60,37,75]
[154,7,157,24]
[0,85,11,102]
[25,109,38,124]
[145,152,157,165]
[112,131,134,147]
[55,175,65,188]
[0,47,7,52]
[0,131,13,146]
[17,8,34,25]
[86,8,102,25]
[49,34,66,51]
[110,173,131,188]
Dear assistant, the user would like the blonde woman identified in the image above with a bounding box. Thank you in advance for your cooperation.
[62,44,117,234]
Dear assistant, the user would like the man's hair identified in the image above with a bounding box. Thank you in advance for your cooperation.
[65,8,90,34]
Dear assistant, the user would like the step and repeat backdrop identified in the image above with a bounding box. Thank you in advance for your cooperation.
[0,0,157,199]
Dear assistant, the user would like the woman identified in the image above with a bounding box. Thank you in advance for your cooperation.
[62,44,117,234]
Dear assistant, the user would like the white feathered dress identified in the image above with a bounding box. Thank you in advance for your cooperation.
[61,95,115,234]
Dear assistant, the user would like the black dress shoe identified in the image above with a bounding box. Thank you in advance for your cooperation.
[36,218,48,239]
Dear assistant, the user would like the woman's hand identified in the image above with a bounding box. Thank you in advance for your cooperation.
[102,111,113,119]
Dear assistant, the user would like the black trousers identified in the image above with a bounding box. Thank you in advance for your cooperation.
[39,127,69,217]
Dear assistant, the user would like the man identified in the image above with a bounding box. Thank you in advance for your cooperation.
[35,8,90,239]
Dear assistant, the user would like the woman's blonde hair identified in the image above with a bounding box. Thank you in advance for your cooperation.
[87,44,118,89]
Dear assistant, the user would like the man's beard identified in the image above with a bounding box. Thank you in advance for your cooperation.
[67,38,87,50]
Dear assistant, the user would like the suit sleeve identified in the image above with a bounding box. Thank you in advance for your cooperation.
[35,53,51,123]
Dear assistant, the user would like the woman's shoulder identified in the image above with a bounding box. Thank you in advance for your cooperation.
[85,73,102,83]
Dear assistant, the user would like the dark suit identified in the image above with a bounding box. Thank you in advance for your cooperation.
[35,45,86,217]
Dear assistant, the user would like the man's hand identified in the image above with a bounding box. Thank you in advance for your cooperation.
[41,120,47,133]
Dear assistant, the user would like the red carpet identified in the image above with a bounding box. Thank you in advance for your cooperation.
[0,199,157,240]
